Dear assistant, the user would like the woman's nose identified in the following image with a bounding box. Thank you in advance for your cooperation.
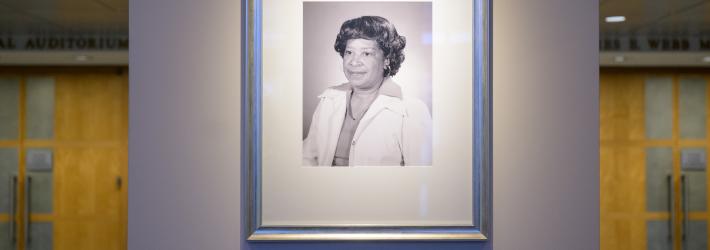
[348,56,363,66]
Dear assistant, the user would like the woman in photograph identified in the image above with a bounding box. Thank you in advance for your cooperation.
[303,16,432,166]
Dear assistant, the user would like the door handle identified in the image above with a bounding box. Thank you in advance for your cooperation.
[667,174,674,243]
[24,176,31,247]
[9,175,17,248]
[681,174,688,242]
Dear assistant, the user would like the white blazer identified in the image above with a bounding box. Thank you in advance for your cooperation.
[303,78,432,166]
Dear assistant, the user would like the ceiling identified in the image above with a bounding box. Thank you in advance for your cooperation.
[600,0,710,36]
[0,0,127,34]
[0,0,708,66]
[0,0,705,37]
[600,0,710,66]
[0,0,127,65]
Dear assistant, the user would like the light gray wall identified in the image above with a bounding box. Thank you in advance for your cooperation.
[492,0,599,248]
[128,0,598,249]
[128,0,242,249]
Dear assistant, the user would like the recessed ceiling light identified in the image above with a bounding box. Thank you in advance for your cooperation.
[614,55,625,63]
[703,56,710,63]
[605,16,626,23]
[75,55,90,61]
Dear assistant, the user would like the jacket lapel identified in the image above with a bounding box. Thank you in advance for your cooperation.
[322,91,347,165]
[352,95,406,145]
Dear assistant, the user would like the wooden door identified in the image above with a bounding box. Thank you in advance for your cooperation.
[0,67,127,250]
[601,68,710,250]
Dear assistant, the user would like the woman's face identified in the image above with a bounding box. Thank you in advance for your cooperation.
[342,38,386,92]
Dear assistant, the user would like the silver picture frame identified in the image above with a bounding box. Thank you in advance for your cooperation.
[243,0,491,241]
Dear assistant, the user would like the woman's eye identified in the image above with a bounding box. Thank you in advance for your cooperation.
[345,50,352,55]
[364,52,372,56]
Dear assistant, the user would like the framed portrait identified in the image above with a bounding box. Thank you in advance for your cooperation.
[243,0,491,241]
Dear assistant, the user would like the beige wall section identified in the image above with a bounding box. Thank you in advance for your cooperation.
[128,0,598,250]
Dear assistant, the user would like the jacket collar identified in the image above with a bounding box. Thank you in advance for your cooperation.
[324,77,403,99]
[319,77,406,116]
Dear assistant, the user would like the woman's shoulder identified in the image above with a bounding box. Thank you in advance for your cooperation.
[401,95,427,109]
[317,83,350,98]
[400,96,431,119]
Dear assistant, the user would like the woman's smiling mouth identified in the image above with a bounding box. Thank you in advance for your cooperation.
[348,70,367,78]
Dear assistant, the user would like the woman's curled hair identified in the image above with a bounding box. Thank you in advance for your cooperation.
[334,16,406,77]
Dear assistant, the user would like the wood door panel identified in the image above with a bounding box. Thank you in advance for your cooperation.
[600,218,646,250]
[55,74,128,142]
[55,219,122,250]
[601,146,646,214]
[601,71,653,250]
[54,147,123,217]
[601,69,710,250]
[600,73,645,142]
[51,69,127,250]
[0,67,128,250]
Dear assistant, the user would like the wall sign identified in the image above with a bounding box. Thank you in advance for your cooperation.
[600,36,710,51]
[0,35,128,50]
[26,148,53,171]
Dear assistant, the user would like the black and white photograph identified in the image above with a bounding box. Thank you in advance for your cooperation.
[248,0,487,240]
[302,2,433,166]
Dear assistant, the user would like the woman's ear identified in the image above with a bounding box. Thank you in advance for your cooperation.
[384,59,390,67]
